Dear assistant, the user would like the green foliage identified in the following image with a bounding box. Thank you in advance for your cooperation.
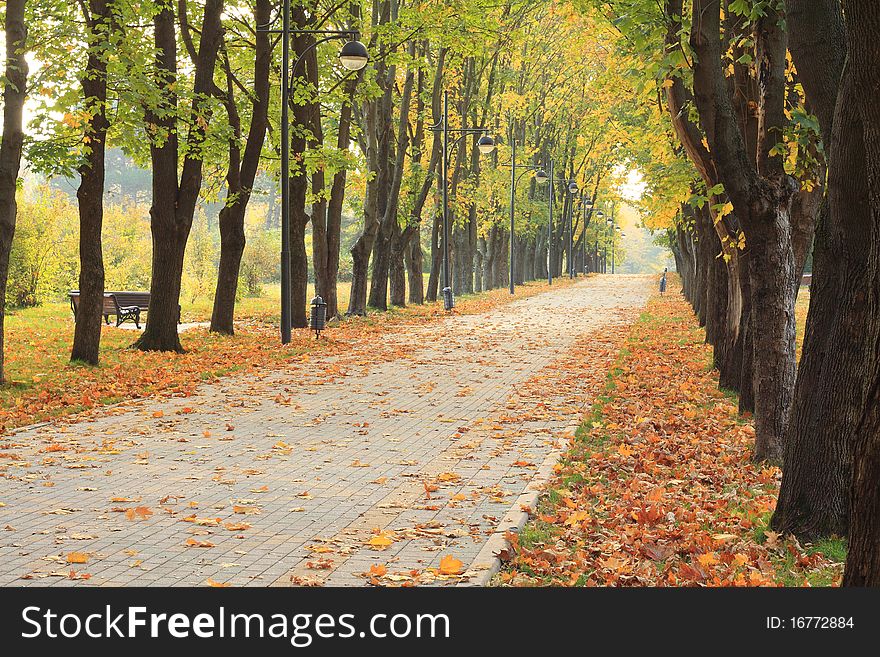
[102,203,153,290]
[7,188,79,307]
[239,226,280,297]
[182,213,219,306]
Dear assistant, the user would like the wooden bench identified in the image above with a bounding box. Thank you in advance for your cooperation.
[69,291,180,329]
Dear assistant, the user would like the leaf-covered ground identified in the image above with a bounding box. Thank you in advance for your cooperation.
[498,289,845,587]
[1,280,574,435]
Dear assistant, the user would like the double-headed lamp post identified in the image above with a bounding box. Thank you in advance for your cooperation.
[503,137,547,294]
[430,91,495,310]
[262,1,369,344]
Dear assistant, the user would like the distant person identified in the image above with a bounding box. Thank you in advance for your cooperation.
[659,268,668,296]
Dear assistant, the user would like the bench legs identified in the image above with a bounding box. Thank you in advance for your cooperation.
[115,306,141,328]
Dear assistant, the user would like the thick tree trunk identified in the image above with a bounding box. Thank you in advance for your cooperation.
[843,0,880,586]
[211,204,246,334]
[690,0,800,461]
[389,223,409,307]
[348,3,395,316]
[773,0,863,541]
[481,231,493,291]
[210,0,270,334]
[747,212,798,463]
[315,71,359,320]
[135,0,223,352]
[0,0,28,383]
[71,0,113,365]
[405,225,424,304]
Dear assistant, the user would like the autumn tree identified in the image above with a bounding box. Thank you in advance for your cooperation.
[209,0,272,335]
[135,0,224,352]
[0,0,29,383]
[70,0,121,364]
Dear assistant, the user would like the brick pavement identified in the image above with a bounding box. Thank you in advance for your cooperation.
[0,275,649,587]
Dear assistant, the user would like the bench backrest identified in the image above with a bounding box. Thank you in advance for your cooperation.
[70,291,151,312]
[70,292,122,315]
[109,291,151,310]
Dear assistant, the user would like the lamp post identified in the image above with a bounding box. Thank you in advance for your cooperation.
[503,137,547,295]
[546,159,554,285]
[567,180,578,279]
[579,194,593,275]
[430,91,495,310]
[605,206,618,275]
[261,2,368,344]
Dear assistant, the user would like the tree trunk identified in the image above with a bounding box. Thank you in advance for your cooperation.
[0,0,28,383]
[135,0,224,352]
[389,223,409,307]
[316,70,359,320]
[843,0,880,586]
[72,0,113,365]
[737,253,754,414]
[747,212,798,463]
[773,0,864,540]
[405,225,424,304]
[690,0,801,462]
[348,2,394,316]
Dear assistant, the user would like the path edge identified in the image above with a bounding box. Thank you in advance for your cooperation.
[458,418,580,587]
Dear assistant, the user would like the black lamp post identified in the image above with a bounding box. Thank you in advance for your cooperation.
[261,1,368,344]
[580,194,593,275]
[566,180,578,279]
[502,136,547,295]
[430,91,495,310]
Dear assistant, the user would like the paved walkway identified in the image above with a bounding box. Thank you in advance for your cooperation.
[0,275,649,587]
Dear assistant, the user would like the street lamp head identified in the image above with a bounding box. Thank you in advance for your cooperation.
[534,169,549,184]
[568,181,579,195]
[596,210,604,219]
[477,135,496,155]
[339,40,369,70]
[616,225,622,231]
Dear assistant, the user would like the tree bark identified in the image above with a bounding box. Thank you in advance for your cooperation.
[71,0,114,365]
[135,0,224,352]
[210,0,270,335]
[0,0,28,383]
[842,0,880,584]
[368,44,413,311]
[404,225,424,304]
[773,0,866,540]
[690,0,800,462]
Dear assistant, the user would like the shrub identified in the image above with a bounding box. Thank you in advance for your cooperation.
[7,188,78,307]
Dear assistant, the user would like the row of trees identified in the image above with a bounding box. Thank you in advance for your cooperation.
[595,0,880,584]
[0,0,632,367]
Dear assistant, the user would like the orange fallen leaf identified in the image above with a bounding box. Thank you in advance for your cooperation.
[66,552,89,564]
[438,555,463,575]
[224,522,252,531]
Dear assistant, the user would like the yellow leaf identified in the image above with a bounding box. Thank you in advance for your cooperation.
[368,534,394,549]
